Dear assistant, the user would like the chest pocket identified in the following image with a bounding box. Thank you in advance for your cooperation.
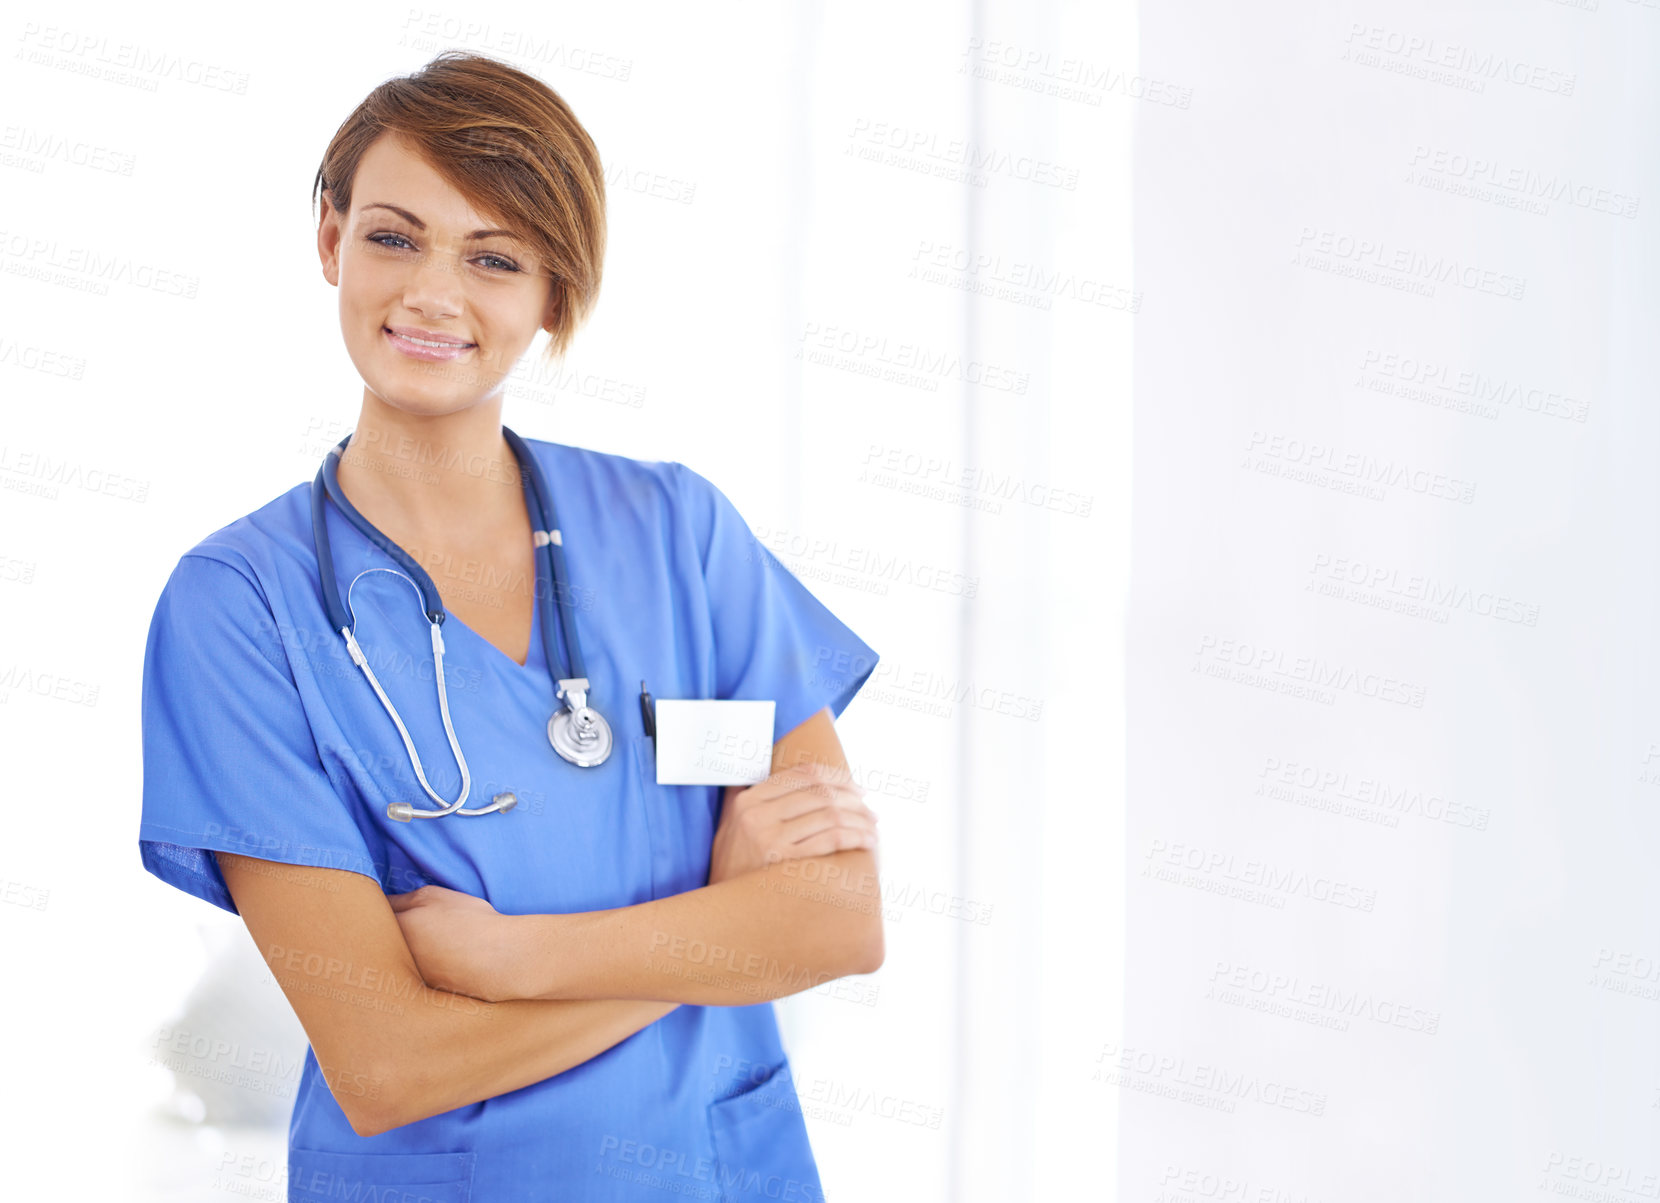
[632,733,721,900]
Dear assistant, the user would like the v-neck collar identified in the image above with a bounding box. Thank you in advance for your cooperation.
[324,495,551,679]
[441,587,546,674]
[316,428,574,685]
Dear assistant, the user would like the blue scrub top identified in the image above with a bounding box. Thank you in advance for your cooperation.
[137,436,880,1203]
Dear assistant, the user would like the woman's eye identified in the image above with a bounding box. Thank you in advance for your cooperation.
[365,233,519,274]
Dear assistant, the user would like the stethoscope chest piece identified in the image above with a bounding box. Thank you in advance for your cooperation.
[549,677,613,767]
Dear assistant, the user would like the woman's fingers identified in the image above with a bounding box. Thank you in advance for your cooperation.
[782,825,878,860]
[803,786,880,828]
[738,764,843,803]
[745,761,864,804]
[732,778,868,826]
[710,763,879,876]
[775,803,880,847]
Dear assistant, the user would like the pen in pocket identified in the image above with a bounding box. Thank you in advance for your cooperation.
[639,679,656,747]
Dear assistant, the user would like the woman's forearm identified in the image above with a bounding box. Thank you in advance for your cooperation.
[364,987,677,1135]
[221,851,682,1140]
[511,847,885,1005]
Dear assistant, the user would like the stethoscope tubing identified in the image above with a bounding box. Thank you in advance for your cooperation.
[315,428,584,685]
[501,426,588,685]
[310,427,608,818]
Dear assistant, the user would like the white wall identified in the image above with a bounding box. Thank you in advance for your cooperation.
[1124,2,1659,1200]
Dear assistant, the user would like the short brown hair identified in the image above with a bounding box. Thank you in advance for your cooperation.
[312,50,606,362]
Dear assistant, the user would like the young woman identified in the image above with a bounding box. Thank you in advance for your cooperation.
[138,50,884,1202]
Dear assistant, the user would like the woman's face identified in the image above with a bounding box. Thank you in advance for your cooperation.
[317,131,556,418]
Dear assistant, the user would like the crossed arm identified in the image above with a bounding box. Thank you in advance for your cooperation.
[216,709,883,1138]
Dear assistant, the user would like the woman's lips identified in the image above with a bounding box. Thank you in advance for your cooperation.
[383,325,476,362]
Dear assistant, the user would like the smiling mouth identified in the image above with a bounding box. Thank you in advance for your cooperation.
[385,327,477,349]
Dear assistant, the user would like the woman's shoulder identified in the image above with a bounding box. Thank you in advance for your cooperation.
[519,433,702,511]
[162,481,315,601]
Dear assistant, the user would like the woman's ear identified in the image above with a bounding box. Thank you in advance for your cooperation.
[317,190,343,287]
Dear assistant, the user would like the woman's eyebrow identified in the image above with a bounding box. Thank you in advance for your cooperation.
[361,201,522,242]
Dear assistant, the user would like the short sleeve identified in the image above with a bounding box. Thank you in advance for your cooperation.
[673,462,880,741]
[138,553,384,915]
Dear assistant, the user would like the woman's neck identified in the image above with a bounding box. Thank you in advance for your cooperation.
[332,391,530,549]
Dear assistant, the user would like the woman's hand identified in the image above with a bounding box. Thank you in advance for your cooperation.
[387,884,524,1003]
[708,760,880,886]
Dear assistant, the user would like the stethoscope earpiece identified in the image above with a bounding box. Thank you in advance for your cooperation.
[386,791,519,823]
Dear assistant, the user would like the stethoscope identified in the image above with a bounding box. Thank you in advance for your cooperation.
[310,426,613,823]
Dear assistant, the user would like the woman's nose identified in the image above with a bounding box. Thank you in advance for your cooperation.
[401,247,469,316]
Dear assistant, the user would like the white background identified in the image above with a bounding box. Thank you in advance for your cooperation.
[1,0,1651,1199]
[1126,5,1659,1202]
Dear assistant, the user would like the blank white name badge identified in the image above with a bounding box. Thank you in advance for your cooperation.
[654,699,777,786]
